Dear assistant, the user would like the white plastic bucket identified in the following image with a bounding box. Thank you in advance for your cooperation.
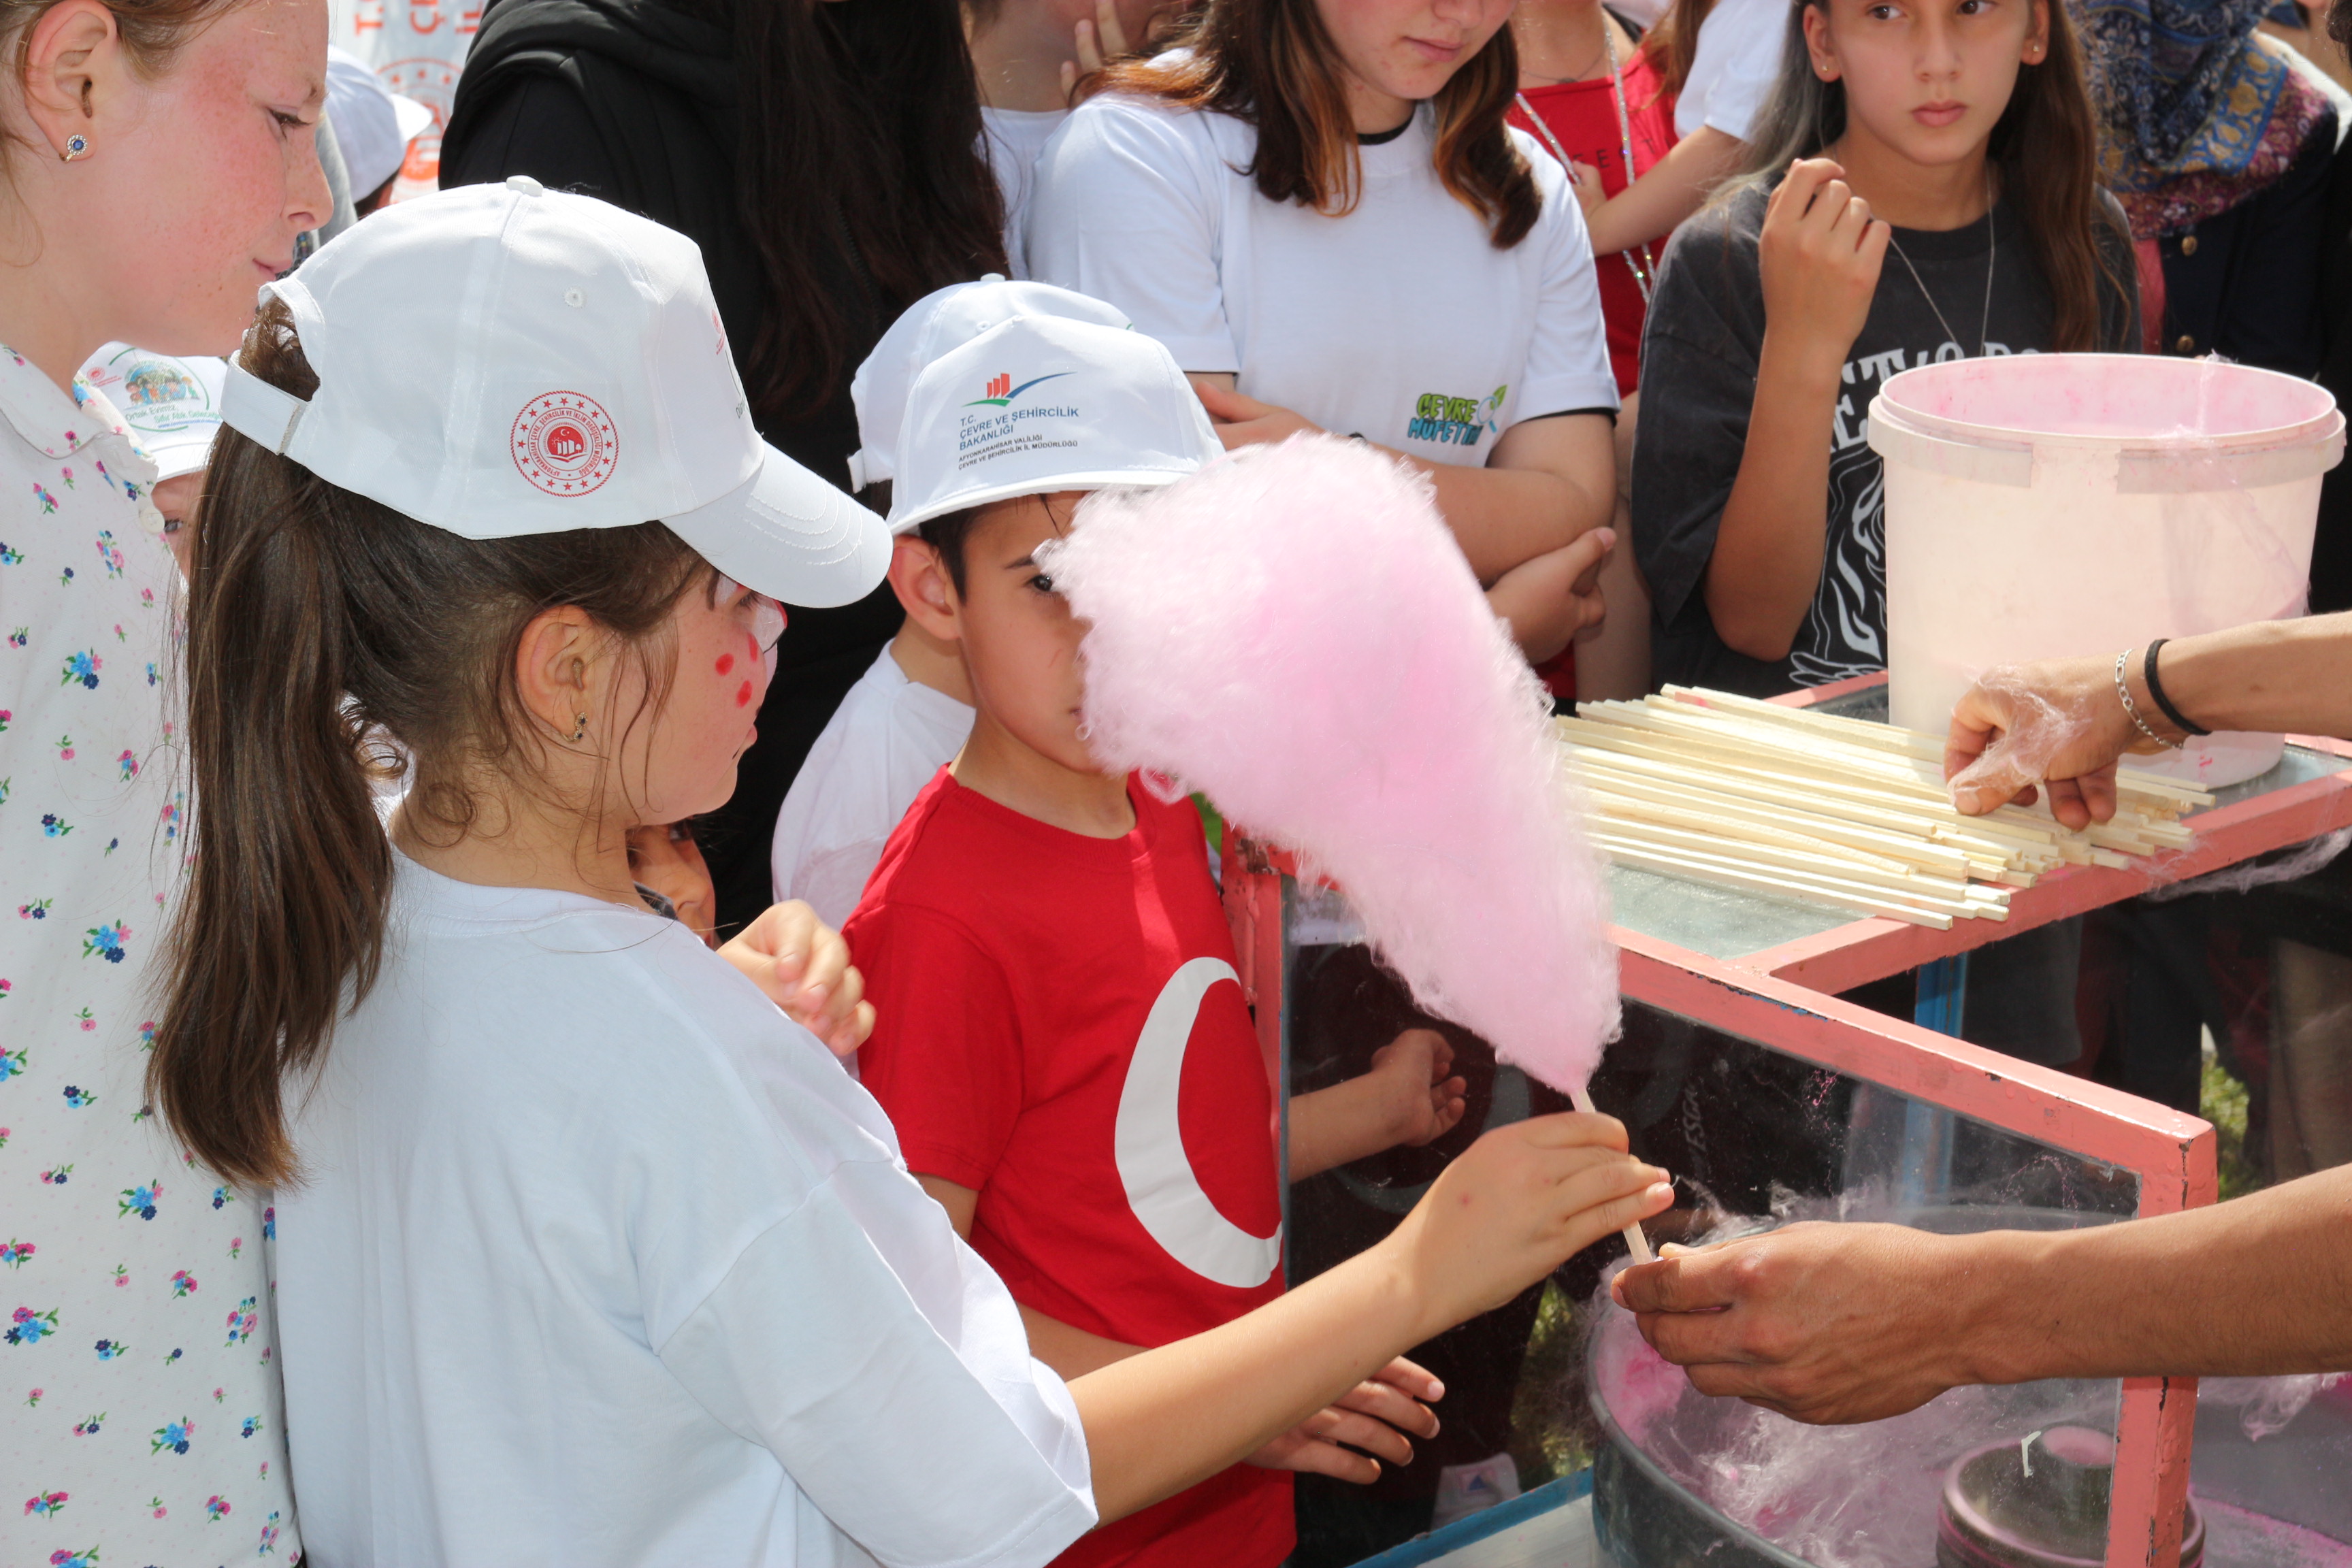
[1869,353,2344,787]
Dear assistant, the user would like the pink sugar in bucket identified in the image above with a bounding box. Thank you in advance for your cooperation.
[1869,355,2344,787]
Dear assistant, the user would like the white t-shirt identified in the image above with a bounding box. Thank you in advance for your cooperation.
[771,645,975,928]
[1674,0,1788,141]
[983,105,1069,280]
[1026,93,1617,463]
[275,852,1096,1568]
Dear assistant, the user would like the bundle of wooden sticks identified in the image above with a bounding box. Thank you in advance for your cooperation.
[1558,687,2216,930]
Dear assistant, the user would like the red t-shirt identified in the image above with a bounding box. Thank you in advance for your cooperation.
[1510,50,1680,398]
[849,770,1290,1568]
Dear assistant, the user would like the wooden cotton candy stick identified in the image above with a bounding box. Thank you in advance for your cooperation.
[1569,1081,1656,1264]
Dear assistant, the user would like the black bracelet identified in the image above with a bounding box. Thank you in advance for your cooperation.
[2143,638,2211,738]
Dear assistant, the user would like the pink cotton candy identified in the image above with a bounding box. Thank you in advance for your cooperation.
[1040,434,1620,1093]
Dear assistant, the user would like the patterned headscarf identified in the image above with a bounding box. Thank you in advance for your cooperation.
[2075,0,2329,233]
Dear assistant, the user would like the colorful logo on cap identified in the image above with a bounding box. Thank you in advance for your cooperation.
[966,371,1071,408]
[512,393,618,497]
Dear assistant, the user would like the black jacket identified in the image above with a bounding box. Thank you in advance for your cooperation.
[442,0,905,930]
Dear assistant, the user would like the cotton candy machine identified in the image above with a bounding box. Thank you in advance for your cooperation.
[1586,1211,2352,1568]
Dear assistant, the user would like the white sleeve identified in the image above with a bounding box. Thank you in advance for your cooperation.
[1687,0,1790,142]
[658,1159,1096,1568]
[1025,97,1239,374]
[1514,142,1621,425]
[789,838,891,931]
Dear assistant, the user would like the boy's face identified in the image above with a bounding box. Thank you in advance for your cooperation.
[952,491,1100,777]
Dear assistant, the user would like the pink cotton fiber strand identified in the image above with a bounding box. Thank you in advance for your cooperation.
[1042,434,1622,1094]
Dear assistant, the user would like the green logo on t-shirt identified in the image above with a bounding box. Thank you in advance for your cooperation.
[1407,385,1506,447]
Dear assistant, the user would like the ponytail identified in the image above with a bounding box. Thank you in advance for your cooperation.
[152,302,710,1188]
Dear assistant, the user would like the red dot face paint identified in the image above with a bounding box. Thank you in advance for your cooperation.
[715,652,736,676]
[736,679,755,708]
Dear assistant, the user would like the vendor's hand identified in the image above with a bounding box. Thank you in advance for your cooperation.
[1568,159,1607,220]
[1944,653,2140,829]
[627,821,718,946]
[1759,159,1888,373]
[1366,1028,1469,1149]
[1610,1222,1978,1425]
[1194,380,1326,451]
[1247,1356,1445,1484]
[719,899,875,1058]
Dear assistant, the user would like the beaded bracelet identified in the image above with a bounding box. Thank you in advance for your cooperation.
[2142,638,2212,738]
[2114,648,2182,749]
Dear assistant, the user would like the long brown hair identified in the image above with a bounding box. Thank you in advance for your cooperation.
[1101,0,1543,248]
[695,0,1008,424]
[1738,0,2129,351]
[151,302,713,1188]
[1639,0,1722,97]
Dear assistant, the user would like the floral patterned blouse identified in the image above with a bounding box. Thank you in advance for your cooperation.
[0,346,299,1567]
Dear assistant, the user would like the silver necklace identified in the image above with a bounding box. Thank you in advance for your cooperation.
[1515,18,1656,308]
[1884,182,1996,358]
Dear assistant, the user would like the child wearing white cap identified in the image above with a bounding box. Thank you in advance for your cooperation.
[323,47,434,214]
[161,179,1669,1567]
[841,280,1550,1568]
[768,278,1134,929]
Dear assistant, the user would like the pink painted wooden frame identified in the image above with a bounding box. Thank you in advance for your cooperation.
[1218,843,2217,1568]
[1615,927,2215,1568]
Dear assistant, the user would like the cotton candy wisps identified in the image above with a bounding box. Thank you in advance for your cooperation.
[1039,434,1620,1093]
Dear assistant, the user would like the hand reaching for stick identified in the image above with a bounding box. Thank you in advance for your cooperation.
[1944,653,2148,828]
[1611,1222,1980,1425]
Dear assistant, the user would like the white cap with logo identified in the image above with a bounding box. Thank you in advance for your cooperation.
[325,46,435,196]
[851,278,1222,534]
[220,176,890,609]
[78,344,227,481]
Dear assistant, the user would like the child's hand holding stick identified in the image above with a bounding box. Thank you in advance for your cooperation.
[1073,1109,1671,1524]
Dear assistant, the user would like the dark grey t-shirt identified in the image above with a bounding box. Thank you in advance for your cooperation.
[1632,181,2138,696]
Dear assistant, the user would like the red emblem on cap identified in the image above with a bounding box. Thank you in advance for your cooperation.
[512,392,618,496]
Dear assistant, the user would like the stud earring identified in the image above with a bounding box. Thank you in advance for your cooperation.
[61,133,89,161]
[569,713,589,742]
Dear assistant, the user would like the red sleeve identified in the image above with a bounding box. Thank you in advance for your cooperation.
[847,902,1025,1195]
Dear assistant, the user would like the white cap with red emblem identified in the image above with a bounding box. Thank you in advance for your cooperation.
[218,176,889,609]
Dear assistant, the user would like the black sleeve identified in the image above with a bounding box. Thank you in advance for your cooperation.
[1630,210,1765,638]
[438,71,626,201]
[2093,189,2143,353]
[2206,107,2336,376]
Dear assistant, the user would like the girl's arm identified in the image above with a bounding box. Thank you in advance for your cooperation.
[1703,159,1888,660]
[1073,1113,1669,1522]
[1192,376,1617,582]
[1577,127,1748,257]
[909,1172,1499,1486]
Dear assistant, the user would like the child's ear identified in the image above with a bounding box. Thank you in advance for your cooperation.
[2021,0,2051,63]
[889,536,962,643]
[514,604,604,743]
[1801,2,1841,81]
[20,0,127,161]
